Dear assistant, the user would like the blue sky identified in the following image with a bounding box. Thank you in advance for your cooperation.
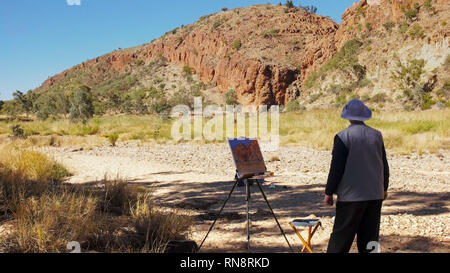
[0,0,356,101]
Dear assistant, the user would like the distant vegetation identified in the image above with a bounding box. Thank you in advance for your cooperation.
[304,39,364,90]
[0,60,211,121]
[1,109,448,154]
[282,1,317,13]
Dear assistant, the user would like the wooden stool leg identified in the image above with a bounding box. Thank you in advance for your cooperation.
[301,226,312,253]
[291,224,313,253]
[307,226,312,248]
[301,244,306,253]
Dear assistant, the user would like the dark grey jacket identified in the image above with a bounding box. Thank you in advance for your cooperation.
[325,123,389,202]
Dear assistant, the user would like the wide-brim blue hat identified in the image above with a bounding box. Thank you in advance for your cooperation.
[341,99,372,121]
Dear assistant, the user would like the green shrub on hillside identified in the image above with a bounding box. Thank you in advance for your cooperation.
[421,94,436,110]
[170,87,195,108]
[182,66,194,75]
[322,39,362,72]
[224,89,238,105]
[370,93,387,103]
[285,0,294,8]
[285,100,305,112]
[212,20,223,29]
[399,21,409,34]
[262,29,279,38]
[424,0,432,10]
[303,39,362,90]
[383,21,395,32]
[136,59,144,66]
[405,8,418,21]
[409,24,425,39]
[391,58,426,98]
[232,40,242,50]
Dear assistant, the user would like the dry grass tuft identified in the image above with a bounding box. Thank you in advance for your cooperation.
[4,190,100,253]
[0,148,192,253]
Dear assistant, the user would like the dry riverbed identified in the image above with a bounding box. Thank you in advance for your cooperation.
[39,142,450,253]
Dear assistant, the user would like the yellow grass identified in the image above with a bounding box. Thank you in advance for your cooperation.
[280,109,450,153]
[0,147,192,253]
[0,147,70,182]
[0,109,449,154]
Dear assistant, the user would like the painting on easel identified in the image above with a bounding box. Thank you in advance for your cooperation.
[228,138,267,179]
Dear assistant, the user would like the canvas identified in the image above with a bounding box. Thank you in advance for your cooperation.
[228,138,267,179]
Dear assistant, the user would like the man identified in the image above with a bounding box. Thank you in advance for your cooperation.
[325,99,389,253]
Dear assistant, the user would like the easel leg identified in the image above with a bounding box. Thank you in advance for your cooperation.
[256,181,294,253]
[198,179,239,252]
[246,179,251,252]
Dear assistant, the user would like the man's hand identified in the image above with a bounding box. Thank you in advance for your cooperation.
[384,191,389,200]
[324,195,334,207]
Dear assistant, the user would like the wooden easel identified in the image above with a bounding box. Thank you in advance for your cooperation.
[198,171,293,253]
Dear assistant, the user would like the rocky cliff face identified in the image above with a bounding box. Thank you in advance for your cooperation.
[37,1,449,108]
[302,0,449,111]
[39,4,338,106]
[335,0,449,49]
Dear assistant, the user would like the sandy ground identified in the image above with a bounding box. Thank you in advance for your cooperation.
[39,142,450,253]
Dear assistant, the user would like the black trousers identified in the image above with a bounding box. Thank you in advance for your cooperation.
[327,200,383,253]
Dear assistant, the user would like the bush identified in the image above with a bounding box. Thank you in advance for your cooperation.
[170,87,195,108]
[224,89,238,105]
[370,93,387,103]
[299,5,317,13]
[69,89,94,123]
[131,196,192,252]
[383,21,395,31]
[11,124,26,139]
[212,20,223,29]
[150,100,172,114]
[285,100,304,112]
[309,93,322,103]
[399,21,409,34]
[136,59,144,66]
[261,29,279,38]
[335,94,348,107]
[421,94,436,110]
[303,39,362,90]
[285,0,294,8]
[34,92,70,120]
[108,133,119,147]
[323,39,362,72]
[424,0,432,10]
[0,148,69,184]
[232,40,242,51]
[393,57,428,107]
[409,24,424,39]
[405,9,418,21]
[182,66,194,76]
[3,191,100,253]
